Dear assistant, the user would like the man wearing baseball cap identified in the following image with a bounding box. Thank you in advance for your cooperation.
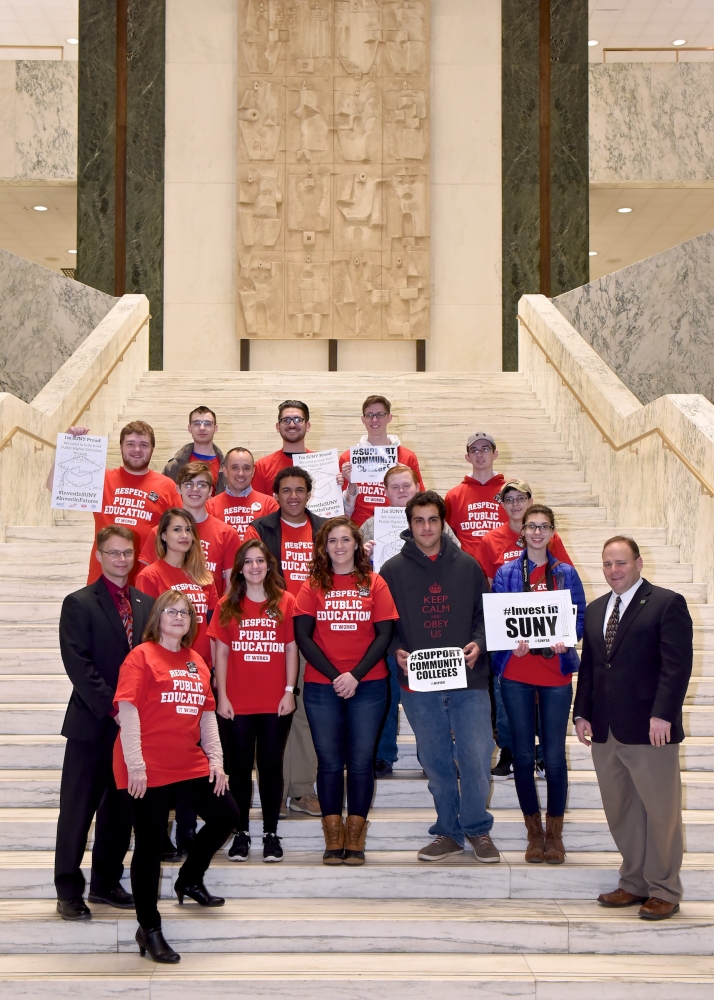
[445,433,508,560]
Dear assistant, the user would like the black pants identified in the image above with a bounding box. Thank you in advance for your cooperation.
[223,713,292,834]
[122,776,239,930]
[54,729,132,900]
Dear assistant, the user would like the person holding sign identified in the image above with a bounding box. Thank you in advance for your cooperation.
[206,447,279,543]
[491,505,585,865]
[380,491,500,864]
[340,395,424,527]
[293,517,398,866]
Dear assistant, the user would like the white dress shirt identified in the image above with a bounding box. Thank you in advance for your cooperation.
[603,578,645,637]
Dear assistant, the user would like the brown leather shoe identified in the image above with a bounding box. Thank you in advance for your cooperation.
[524,812,544,863]
[639,897,680,920]
[321,815,345,865]
[598,888,648,907]
[544,814,565,864]
[344,815,369,866]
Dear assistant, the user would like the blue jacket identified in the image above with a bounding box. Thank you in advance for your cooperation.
[491,551,586,677]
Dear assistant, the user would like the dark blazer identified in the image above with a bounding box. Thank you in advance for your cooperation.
[573,578,692,745]
[59,578,154,742]
[250,509,326,586]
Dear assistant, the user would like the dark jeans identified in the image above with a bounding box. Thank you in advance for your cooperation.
[54,730,132,900]
[223,713,292,833]
[304,678,388,818]
[122,776,240,930]
[500,678,572,817]
[375,654,401,763]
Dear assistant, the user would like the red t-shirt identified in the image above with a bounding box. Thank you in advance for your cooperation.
[503,564,571,687]
[206,489,279,543]
[207,591,296,714]
[191,452,221,484]
[88,468,181,586]
[134,560,218,666]
[138,514,240,597]
[294,572,399,684]
[252,449,313,496]
[244,518,314,597]
[477,523,572,581]
[340,445,424,527]
[112,642,214,788]
[444,474,508,558]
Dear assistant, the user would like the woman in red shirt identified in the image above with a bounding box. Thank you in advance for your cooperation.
[113,590,239,964]
[135,509,218,667]
[210,539,298,864]
[294,516,398,866]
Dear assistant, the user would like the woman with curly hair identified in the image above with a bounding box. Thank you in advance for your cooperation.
[208,539,298,864]
[293,516,398,866]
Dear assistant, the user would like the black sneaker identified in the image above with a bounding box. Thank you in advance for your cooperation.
[374,759,393,777]
[227,831,251,862]
[535,759,546,780]
[491,746,513,780]
[263,832,283,863]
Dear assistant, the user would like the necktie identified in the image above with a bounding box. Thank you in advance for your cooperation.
[116,589,133,647]
[605,595,621,656]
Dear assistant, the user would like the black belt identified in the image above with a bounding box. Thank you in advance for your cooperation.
[530,647,555,659]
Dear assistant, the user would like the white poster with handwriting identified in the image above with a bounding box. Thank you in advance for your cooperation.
[373,506,407,572]
[50,433,108,512]
[294,450,344,518]
[482,590,576,651]
[349,444,399,484]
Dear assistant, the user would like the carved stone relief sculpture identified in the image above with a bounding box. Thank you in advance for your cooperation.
[238,168,284,249]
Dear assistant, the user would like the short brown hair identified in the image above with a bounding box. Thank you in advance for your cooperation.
[362,394,391,415]
[96,525,134,548]
[224,446,254,465]
[189,406,216,424]
[384,463,418,488]
[603,535,640,558]
[142,590,198,647]
[521,504,555,528]
[176,461,213,487]
[120,420,155,448]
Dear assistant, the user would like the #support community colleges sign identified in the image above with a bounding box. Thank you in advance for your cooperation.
[407,647,468,692]
[482,591,576,651]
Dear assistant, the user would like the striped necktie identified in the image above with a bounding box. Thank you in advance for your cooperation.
[116,589,133,647]
[605,595,621,656]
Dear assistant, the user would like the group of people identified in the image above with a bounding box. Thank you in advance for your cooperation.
[49,395,693,964]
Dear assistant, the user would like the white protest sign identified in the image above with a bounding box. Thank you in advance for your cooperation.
[349,444,398,484]
[407,647,468,692]
[294,449,344,518]
[482,590,576,651]
[50,433,108,512]
[373,506,407,572]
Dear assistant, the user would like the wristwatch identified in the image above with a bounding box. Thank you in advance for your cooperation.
[284,685,295,693]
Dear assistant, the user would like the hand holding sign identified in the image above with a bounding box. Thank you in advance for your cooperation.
[407,647,468,692]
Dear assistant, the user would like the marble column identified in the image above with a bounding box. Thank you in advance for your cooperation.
[501,0,588,370]
[76,0,165,369]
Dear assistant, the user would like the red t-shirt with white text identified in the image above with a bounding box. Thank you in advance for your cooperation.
[88,467,181,586]
[340,445,424,527]
[191,452,221,484]
[244,519,314,597]
[134,560,218,666]
[444,474,508,558]
[252,449,313,496]
[112,642,214,788]
[207,591,296,714]
[294,572,399,684]
[502,564,571,687]
[138,514,240,597]
[477,523,572,581]
[206,489,279,543]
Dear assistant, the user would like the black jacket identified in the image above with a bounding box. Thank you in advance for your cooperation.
[380,532,490,690]
[162,442,226,494]
[59,578,154,741]
[574,579,692,745]
[249,509,326,587]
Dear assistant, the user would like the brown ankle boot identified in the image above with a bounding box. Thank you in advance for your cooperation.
[524,812,545,863]
[544,814,565,864]
[344,815,369,866]
[321,815,345,865]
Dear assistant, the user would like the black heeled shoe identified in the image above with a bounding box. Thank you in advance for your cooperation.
[174,878,225,907]
[135,926,180,964]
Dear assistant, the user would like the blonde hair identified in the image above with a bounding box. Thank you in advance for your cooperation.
[155,509,213,586]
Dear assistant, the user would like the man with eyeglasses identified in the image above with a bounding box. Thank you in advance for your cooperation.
[340,395,424,526]
[163,406,226,493]
[252,401,313,497]
[445,432,508,559]
[55,525,154,921]
[207,447,279,544]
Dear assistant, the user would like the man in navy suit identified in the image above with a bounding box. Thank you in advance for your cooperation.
[574,536,692,920]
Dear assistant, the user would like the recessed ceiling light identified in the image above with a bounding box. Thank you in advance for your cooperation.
[588,39,599,47]
[606,258,622,264]
[66,38,79,45]
[672,39,686,46]
[67,249,77,255]
[33,205,48,211]
[617,207,633,213]
[589,251,598,256]
[44,256,60,262]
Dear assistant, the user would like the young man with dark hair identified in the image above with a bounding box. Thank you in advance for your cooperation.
[340,395,424,527]
[163,406,225,492]
[380,490,499,864]
[252,401,313,496]
[207,447,278,543]
[445,432,508,559]
[244,467,325,817]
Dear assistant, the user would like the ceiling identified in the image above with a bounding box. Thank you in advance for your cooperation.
[588,0,714,60]
[0,184,77,273]
[0,1,78,60]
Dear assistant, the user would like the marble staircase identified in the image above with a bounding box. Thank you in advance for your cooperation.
[0,372,713,995]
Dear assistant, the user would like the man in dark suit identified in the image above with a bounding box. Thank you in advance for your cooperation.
[55,525,154,920]
[574,535,692,920]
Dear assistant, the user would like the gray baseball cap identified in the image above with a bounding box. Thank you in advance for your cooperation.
[467,432,496,450]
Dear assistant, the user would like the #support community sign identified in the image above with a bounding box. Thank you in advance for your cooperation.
[407,647,468,692]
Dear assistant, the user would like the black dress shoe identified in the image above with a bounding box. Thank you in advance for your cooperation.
[56,897,91,921]
[161,834,182,862]
[87,885,135,909]
[136,926,180,964]
[174,878,225,907]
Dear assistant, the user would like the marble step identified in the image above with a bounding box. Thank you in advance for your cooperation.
[0,650,65,674]
[0,737,65,770]
[565,544,680,564]
[0,677,71,704]
[5,528,94,544]
[0,604,62,625]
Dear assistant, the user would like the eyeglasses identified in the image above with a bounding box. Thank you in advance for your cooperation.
[502,496,528,505]
[523,523,553,533]
[190,420,215,428]
[182,480,212,491]
[468,446,493,455]
[99,549,134,558]
[279,416,306,426]
[162,607,192,619]
[364,411,388,419]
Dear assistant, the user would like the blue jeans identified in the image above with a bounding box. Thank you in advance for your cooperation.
[400,687,494,846]
[493,673,512,750]
[500,678,572,817]
[376,655,401,763]
[304,679,388,818]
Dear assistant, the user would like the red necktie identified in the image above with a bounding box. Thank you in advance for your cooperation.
[116,589,133,647]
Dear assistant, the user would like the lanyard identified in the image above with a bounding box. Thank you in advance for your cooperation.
[521,554,555,593]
